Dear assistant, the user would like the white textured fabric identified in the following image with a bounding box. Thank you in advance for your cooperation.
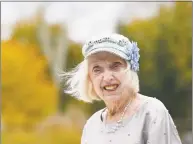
[81,94,182,144]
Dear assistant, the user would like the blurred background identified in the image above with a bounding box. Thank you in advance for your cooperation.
[1,2,192,144]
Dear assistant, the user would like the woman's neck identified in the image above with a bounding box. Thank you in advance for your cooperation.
[105,93,140,123]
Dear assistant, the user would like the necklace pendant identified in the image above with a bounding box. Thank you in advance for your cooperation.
[113,126,118,131]
[117,123,121,128]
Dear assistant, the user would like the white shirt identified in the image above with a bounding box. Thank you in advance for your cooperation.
[81,94,182,144]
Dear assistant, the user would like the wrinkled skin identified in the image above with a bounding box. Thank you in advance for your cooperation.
[88,52,136,118]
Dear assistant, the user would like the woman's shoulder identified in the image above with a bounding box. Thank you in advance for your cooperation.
[139,94,169,116]
[83,108,105,129]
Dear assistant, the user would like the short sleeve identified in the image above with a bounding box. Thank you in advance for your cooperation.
[80,109,104,144]
[144,99,182,144]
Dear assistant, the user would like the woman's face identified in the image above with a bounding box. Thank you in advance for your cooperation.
[88,52,131,106]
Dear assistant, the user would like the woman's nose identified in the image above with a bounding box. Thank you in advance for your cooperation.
[103,70,114,82]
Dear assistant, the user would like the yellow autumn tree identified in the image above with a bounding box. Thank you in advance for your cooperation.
[2,40,58,131]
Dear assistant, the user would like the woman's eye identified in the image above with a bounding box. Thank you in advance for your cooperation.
[94,69,100,73]
[112,62,121,69]
[93,67,101,74]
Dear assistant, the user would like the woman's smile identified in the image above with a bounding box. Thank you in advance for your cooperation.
[103,84,119,91]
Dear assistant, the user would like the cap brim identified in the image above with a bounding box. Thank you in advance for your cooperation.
[85,47,129,61]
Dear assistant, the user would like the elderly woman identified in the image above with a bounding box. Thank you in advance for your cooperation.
[63,34,182,144]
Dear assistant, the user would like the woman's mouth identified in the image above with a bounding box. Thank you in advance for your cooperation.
[103,84,119,91]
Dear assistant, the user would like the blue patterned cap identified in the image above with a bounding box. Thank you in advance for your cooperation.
[82,33,140,72]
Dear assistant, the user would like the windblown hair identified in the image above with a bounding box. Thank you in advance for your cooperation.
[60,59,139,103]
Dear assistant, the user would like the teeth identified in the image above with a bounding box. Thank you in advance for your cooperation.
[104,85,118,90]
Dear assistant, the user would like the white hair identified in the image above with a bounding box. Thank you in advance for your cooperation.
[60,59,139,103]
